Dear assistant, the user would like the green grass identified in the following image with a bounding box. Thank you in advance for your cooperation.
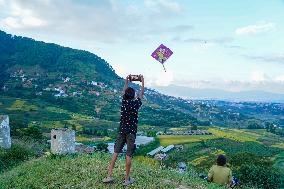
[0,153,226,189]
[274,152,284,174]
[208,128,259,143]
[158,135,218,146]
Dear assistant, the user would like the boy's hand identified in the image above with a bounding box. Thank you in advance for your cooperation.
[126,75,131,80]
[139,75,144,82]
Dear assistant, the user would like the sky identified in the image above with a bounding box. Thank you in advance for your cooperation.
[1,0,284,94]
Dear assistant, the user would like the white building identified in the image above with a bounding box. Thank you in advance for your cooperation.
[0,115,11,149]
[154,153,167,160]
[63,77,70,83]
[161,145,174,153]
[91,81,98,86]
[178,162,187,173]
[147,146,164,156]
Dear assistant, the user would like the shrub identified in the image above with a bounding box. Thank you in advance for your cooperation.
[237,164,282,189]
[0,144,33,171]
[96,142,108,152]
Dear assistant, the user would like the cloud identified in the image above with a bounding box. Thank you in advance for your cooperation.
[245,53,284,64]
[148,70,174,87]
[0,0,184,43]
[235,22,276,35]
[275,75,284,82]
[171,77,284,94]
[250,71,270,82]
[181,37,233,45]
[0,1,47,29]
[112,64,128,77]
[144,0,182,13]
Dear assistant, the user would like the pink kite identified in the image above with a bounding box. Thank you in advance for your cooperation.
[151,44,173,72]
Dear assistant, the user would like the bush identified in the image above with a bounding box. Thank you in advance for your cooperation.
[0,144,33,171]
[15,126,43,140]
[96,142,108,152]
[237,164,282,189]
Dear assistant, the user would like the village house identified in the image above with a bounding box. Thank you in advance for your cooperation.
[147,146,164,156]
[175,145,184,151]
[154,153,167,160]
[161,145,175,153]
[63,77,70,83]
[178,162,187,173]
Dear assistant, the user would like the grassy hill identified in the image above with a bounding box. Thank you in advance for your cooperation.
[1,29,279,134]
[0,153,227,189]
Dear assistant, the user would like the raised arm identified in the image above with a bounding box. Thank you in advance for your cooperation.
[123,75,130,94]
[139,75,144,99]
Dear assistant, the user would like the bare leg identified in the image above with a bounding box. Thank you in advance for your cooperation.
[107,153,119,177]
[125,155,132,182]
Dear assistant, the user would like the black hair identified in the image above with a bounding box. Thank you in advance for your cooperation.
[123,87,135,100]
[217,154,226,166]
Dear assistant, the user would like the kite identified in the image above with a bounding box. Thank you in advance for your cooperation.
[151,44,173,72]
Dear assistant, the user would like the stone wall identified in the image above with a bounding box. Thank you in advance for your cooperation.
[0,115,11,149]
[51,128,75,155]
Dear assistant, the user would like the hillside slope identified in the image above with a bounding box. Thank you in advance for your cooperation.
[0,30,206,130]
[0,153,226,189]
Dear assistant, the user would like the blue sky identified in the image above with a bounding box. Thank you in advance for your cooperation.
[0,0,284,93]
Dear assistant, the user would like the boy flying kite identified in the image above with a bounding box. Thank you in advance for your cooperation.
[103,74,144,186]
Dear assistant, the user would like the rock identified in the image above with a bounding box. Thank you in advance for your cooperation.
[0,115,11,149]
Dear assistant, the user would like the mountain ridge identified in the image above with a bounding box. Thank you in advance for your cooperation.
[154,84,284,103]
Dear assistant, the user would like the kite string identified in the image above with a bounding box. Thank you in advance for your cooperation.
[162,64,166,72]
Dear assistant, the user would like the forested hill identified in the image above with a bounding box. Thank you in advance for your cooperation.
[0,30,205,128]
[0,30,278,130]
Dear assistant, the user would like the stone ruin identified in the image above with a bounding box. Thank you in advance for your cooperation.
[51,128,75,155]
[0,115,11,149]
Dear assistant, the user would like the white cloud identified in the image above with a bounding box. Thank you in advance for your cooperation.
[245,53,284,64]
[144,0,182,13]
[0,1,47,29]
[235,22,275,35]
[275,75,284,82]
[250,71,270,82]
[0,0,5,6]
[0,0,184,43]
[149,70,174,86]
[113,64,128,77]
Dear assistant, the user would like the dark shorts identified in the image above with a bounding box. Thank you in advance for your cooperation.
[114,133,136,157]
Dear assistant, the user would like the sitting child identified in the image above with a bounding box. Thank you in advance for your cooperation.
[208,155,233,186]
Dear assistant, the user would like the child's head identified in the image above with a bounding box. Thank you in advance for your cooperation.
[216,154,226,166]
[124,87,135,100]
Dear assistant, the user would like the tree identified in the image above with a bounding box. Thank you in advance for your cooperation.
[22,125,43,139]
[191,125,198,130]
[96,142,108,152]
[247,120,262,129]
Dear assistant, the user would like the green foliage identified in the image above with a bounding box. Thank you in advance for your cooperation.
[0,144,33,171]
[237,164,282,189]
[96,142,108,152]
[247,120,262,129]
[191,125,198,130]
[20,126,43,139]
[146,130,156,137]
[230,152,272,168]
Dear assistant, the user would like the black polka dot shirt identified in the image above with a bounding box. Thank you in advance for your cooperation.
[119,97,142,135]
